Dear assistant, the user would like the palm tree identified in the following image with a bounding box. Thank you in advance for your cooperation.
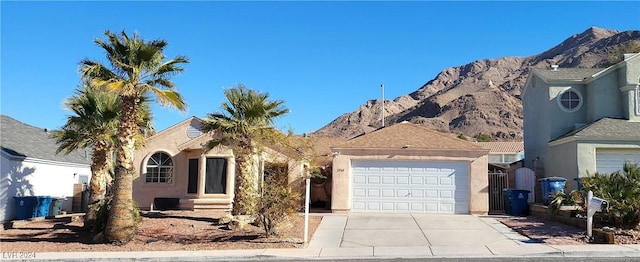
[51,82,119,229]
[80,30,188,244]
[51,82,155,231]
[201,85,289,215]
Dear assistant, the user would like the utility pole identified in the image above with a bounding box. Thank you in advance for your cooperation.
[381,84,385,128]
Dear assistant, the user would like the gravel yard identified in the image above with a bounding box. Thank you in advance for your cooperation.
[1,210,321,252]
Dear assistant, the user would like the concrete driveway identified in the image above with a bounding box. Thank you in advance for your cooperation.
[308,213,556,257]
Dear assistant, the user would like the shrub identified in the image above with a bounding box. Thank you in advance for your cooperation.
[580,162,640,229]
[474,133,491,142]
[549,189,584,214]
[256,175,301,237]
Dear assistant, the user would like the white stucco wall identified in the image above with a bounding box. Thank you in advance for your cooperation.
[1,154,91,222]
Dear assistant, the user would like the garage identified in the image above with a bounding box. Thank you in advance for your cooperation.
[596,149,640,174]
[351,160,469,214]
[330,121,489,215]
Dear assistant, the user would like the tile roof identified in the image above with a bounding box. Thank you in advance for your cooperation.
[275,135,346,164]
[1,115,91,165]
[532,68,604,82]
[555,118,640,141]
[333,121,485,151]
[475,142,524,153]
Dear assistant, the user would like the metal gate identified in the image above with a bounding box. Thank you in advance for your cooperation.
[488,171,508,214]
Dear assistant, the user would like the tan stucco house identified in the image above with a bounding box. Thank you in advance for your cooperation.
[522,53,640,192]
[330,121,490,215]
[132,117,306,210]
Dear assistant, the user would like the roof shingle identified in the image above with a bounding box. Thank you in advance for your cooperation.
[533,68,604,82]
[1,115,91,165]
[555,118,640,141]
[333,122,485,151]
[476,142,524,153]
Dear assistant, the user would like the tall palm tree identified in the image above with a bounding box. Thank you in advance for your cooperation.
[51,82,155,231]
[201,85,289,215]
[51,82,119,229]
[80,30,188,244]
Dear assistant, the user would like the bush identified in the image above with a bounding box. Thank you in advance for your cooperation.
[256,175,301,237]
[550,190,584,214]
[474,133,491,142]
[580,163,640,229]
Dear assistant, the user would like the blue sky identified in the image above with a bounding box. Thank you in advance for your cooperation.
[2,1,639,135]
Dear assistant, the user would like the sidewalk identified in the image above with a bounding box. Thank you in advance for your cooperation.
[3,214,640,261]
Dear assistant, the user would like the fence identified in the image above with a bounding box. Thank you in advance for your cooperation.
[488,171,508,214]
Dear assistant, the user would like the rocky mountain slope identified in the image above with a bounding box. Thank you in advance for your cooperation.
[313,27,640,140]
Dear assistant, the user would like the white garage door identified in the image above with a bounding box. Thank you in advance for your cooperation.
[596,149,640,174]
[351,160,469,214]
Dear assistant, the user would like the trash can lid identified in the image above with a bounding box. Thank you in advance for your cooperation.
[539,177,567,181]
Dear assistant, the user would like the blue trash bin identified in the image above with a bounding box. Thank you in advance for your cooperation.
[13,196,39,220]
[509,190,530,216]
[539,177,567,205]
[36,196,53,217]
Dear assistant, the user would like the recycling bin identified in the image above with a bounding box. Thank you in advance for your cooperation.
[48,197,66,216]
[36,196,53,217]
[539,177,567,205]
[13,196,39,220]
[503,189,530,216]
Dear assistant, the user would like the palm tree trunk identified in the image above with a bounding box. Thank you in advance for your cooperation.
[84,141,111,230]
[104,95,139,244]
[232,154,258,215]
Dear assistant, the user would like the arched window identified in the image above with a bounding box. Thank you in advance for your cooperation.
[146,152,173,183]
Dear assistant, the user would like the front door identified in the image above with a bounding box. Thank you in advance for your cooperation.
[188,159,199,194]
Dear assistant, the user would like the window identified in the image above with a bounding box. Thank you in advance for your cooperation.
[558,89,582,112]
[205,158,227,194]
[146,152,173,183]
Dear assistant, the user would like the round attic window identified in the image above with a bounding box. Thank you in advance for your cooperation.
[558,89,582,112]
[186,125,202,139]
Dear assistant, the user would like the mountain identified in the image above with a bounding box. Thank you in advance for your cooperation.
[313,27,640,140]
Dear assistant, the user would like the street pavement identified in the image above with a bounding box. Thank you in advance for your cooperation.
[3,213,640,261]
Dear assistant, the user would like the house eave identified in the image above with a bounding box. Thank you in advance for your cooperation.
[1,150,90,168]
[549,135,640,147]
[331,147,489,154]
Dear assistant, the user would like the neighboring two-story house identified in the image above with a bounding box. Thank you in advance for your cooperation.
[522,53,640,191]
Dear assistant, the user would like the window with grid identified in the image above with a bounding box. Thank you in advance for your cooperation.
[146,152,173,183]
[559,89,581,112]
